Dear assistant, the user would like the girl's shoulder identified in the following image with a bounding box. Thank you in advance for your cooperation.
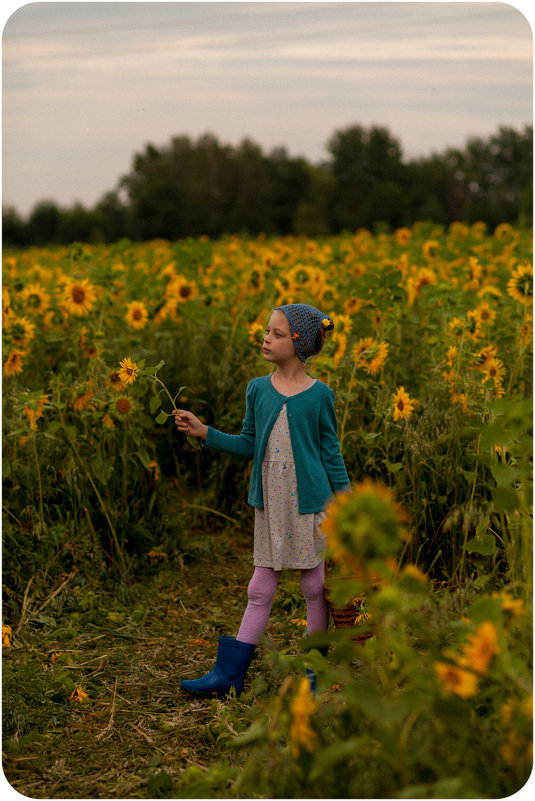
[313,378,334,395]
[247,375,270,391]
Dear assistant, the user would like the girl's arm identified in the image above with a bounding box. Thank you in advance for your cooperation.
[319,390,351,493]
[204,380,256,458]
[175,381,256,459]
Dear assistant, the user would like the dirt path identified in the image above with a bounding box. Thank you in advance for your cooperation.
[3,533,307,798]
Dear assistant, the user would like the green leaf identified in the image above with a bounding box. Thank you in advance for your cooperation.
[149,395,162,414]
[65,425,78,441]
[228,720,266,748]
[493,485,520,512]
[490,462,519,487]
[383,459,404,474]
[462,533,497,555]
[186,434,202,450]
[155,411,169,424]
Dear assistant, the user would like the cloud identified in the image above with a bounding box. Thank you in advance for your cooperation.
[2,1,532,214]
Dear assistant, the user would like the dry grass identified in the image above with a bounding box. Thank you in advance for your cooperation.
[3,526,309,798]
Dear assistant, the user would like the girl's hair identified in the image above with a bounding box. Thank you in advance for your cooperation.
[311,324,329,357]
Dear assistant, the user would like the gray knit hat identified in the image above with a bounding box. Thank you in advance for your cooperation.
[274,303,334,362]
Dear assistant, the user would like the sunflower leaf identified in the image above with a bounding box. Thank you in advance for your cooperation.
[155,411,169,424]
[150,396,162,414]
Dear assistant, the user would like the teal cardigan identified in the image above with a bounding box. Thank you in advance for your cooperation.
[204,375,350,514]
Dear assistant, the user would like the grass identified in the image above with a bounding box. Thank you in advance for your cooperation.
[2,523,314,799]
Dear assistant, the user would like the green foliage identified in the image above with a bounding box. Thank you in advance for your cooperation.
[3,124,532,245]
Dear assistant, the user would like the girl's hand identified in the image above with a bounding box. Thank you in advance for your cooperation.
[172,409,208,441]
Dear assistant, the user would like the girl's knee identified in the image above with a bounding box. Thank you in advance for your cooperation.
[247,567,279,606]
[300,562,325,602]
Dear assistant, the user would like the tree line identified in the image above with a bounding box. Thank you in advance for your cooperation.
[3,123,532,246]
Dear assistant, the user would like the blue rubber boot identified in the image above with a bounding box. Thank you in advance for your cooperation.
[181,636,256,698]
[306,646,328,694]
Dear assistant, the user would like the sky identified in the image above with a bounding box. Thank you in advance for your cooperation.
[1,0,533,216]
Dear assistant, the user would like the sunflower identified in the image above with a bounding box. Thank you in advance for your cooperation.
[447,316,466,338]
[108,370,124,392]
[507,264,533,306]
[166,275,198,303]
[8,314,36,347]
[519,315,533,346]
[472,301,497,326]
[20,282,51,315]
[244,265,266,294]
[3,349,25,376]
[465,311,484,341]
[332,332,347,366]
[395,227,412,246]
[73,384,95,412]
[352,337,389,376]
[289,678,317,758]
[125,300,149,329]
[116,397,133,415]
[154,298,178,323]
[61,278,97,316]
[321,478,409,571]
[433,661,479,699]
[343,296,364,315]
[451,392,470,415]
[446,345,458,367]
[464,256,482,291]
[407,266,438,305]
[494,222,514,242]
[457,621,500,675]
[248,321,265,346]
[392,386,415,421]
[148,460,160,482]
[471,345,498,370]
[448,221,469,240]
[23,394,49,431]
[2,622,12,647]
[483,357,506,383]
[332,313,352,335]
[118,357,138,385]
[2,286,12,321]
[422,239,440,261]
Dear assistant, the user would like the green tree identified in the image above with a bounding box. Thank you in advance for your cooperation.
[326,124,407,230]
[26,200,62,246]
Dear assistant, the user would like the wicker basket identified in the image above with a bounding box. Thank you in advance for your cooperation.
[324,562,385,642]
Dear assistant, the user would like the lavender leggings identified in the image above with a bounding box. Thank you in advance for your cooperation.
[237,561,329,645]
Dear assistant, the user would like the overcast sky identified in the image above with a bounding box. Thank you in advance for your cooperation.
[2,1,532,216]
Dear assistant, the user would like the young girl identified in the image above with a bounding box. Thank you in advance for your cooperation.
[173,303,350,697]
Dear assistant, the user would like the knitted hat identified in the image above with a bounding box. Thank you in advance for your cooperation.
[274,303,334,362]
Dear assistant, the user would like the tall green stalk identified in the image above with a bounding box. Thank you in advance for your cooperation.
[57,405,126,574]
[30,434,45,533]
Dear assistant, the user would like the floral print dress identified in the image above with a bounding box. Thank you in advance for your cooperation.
[253,401,326,571]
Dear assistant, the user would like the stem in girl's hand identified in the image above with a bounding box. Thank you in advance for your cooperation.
[144,361,202,451]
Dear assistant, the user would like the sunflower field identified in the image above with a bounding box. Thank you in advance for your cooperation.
[2,220,533,798]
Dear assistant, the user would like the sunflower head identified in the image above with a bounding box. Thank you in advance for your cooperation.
[62,278,97,316]
[116,397,133,415]
[322,480,410,572]
[392,386,416,421]
[118,357,138,385]
[125,300,149,329]
[507,264,533,306]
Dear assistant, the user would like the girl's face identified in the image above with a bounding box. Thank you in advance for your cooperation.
[262,310,301,366]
